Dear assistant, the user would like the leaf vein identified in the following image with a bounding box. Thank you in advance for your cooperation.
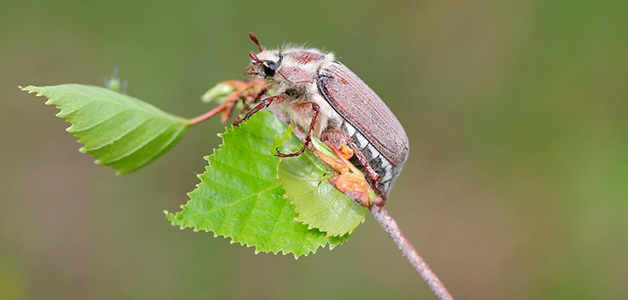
[186,184,283,221]
[132,124,187,168]
[71,108,126,133]
[54,98,96,118]
[210,158,276,184]
[102,121,172,164]
[84,116,153,152]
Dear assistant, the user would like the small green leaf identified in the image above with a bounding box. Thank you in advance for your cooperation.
[311,135,336,158]
[166,111,347,258]
[201,83,234,103]
[22,84,188,174]
[277,135,367,237]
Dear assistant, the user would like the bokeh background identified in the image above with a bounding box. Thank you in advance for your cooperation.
[1,0,627,299]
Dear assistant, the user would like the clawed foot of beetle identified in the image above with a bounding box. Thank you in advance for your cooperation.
[232,106,261,127]
[232,117,246,127]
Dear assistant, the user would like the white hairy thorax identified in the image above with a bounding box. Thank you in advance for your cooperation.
[254,47,342,137]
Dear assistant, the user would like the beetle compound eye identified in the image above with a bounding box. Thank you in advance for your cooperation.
[262,61,277,77]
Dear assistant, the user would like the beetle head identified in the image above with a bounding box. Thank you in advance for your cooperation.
[246,33,283,79]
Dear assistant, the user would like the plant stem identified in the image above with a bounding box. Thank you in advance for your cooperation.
[187,103,228,126]
[370,207,455,300]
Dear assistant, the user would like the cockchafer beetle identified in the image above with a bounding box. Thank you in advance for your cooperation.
[240,33,409,206]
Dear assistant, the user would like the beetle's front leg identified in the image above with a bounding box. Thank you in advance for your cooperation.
[276,102,320,157]
[233,84,268,124]
[233,94,284,126]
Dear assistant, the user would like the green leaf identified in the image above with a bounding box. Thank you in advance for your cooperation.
[166,110,347,258]
[277,133,367,237]
[201,83,234,104]
[22,84,188,174]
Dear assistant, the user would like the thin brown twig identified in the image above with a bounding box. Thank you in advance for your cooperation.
[187,102,228,126]
[370,207,455,300]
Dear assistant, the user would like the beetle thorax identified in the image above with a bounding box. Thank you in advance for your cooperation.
[252,48,334,87]
[251,48,342,137]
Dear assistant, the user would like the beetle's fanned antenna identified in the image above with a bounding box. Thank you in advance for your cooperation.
[249,32,263,52]
[249,51,263,63]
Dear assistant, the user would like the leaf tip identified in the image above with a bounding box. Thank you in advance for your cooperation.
[20,85,39,94]
[164,210,175,221]
[115,167,137,175]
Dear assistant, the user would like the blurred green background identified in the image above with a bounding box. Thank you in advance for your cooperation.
[1,0,627,299]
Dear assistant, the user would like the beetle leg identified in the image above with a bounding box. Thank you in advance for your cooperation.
[233,94,283,126]
[348,141,387,204]
[276,103,320,157]
[322,130,383,187]
[233,85,268,125]
[348,141,380,182]
[320,131,387,205]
